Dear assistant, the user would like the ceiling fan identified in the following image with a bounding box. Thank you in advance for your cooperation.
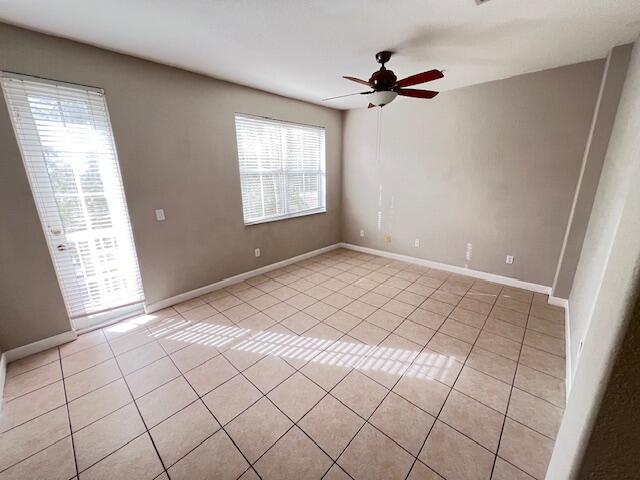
[322,51,444,108]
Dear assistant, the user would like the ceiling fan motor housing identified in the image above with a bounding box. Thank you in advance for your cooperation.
[369,68,397,91]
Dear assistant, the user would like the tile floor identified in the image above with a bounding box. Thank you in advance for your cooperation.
[0,248,567,480]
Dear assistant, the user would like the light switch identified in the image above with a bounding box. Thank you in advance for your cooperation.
[155,209,165,221]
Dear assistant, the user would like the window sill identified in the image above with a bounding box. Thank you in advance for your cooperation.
[244,208,327,226]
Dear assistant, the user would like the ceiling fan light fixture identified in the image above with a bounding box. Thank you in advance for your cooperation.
[369,90,398,107]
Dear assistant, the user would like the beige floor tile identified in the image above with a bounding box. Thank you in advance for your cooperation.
[299,394,364,459]
[63,359,122,402]
[280,311,319,334]
[507,388,563,439]
[409,309,446,330]
[331,370,388,418]
[4,361,61,398]
[255,426,332,480]
[5,348,60,379]
[299,353,352,391]
[338,423,414,480]
[420,421,494,480]
[184,355,238,396]
[268,372,326,421]
[339,284,367,299]
[348,321,388,346]
[202,374,262,425]
[168,430,249,480]
[439,318,481,344]
[529,303,564,323]
[465,291,498,306]
[449,307,487,329]
[224,303,259,323]
[498,418,554,480]
[429,290,461,306]
[467,348,517,384]
[243,355,295,393]
[125,356,181,398]
[306,285,334,300]
[0,380,66,432]
[526,316,564,339]
[356,334,420,388]
[324,310,361,332]
[405,348,463,387]
[342,300,377,319]
[150,400,219,467]
[221,343,268,371]
[60,330,107,358]
[475,331,521,362]
[370,392,435,454]
[439,390,504,452]
[454,366,511,413]
[394,320,436,346]
[0,436,76,480]
[304,301,339,321]
[0,406,70,471]
[304,322,343,341]
[109,329,156,356]
[427,332,472,363]
[381,299,415,318]
[270,285,298,301]
[407,460,444,479]
[173,297,205,313]
[459,297,493,315]
[514,365,565,408]
[235,286,266,302]
[69,378,132,431]
[263,302,298,322]
[169,342,220,373]
[420,298,455,316]
[393,373,450,416]
[286,293,317,310]
[79,433,163,480]
[496,297,529,314]
[396,290,427,307]
[208,294,243,312]
[489,306,527,328]
[492,457,535,479]
[236,312,276,331]
[238,467,260,479]
[519,346,565,379]
[367,309,404,331]
[137,376,198,427]
[483,318,525,343]
[523,330,565,357]
[116,342,166,375]
[226,397,293,462]
[323,464,352,480]
[324,292,353,309]
[73,404,145,472]
[359,291,389,308]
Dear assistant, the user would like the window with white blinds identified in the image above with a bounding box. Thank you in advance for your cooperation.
[1,73,144,320]
[234,114,326,224]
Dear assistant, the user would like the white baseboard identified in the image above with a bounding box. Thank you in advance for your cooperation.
[564,303,572,402]
[340,243,552,294]
[548,296,569,308]
[145,243,342,314]
[3,330,78,363]
[0,353,6,411]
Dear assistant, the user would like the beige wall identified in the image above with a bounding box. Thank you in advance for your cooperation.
[0,23,342,351]
[546,37,640,479]
[342,60,604,287]
[552,44,632,299]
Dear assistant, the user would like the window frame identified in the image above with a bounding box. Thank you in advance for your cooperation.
[234,113,327,226]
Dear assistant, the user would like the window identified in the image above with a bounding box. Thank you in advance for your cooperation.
[234,114,326,224]
[1,72,144,326]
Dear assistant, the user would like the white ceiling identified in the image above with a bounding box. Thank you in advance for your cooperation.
[1,0,639,109]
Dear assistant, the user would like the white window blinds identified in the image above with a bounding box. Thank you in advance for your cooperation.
[1,73,144,319]
[234,114,326,224]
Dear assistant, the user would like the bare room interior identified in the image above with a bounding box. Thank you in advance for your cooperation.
[1,1,639,479]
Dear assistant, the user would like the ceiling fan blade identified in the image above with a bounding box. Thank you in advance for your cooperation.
[343,76,371,87]
[396,88,439,99]
[395,69,444,88]
[321,91,371,101]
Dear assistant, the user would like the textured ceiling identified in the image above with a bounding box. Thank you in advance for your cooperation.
[1,0,639,109]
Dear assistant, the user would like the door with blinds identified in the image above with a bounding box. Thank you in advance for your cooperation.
[1,73,144,330]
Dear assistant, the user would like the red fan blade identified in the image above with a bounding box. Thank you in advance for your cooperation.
[396,88,439,99]
[368,103,376,108]
[343,76,371,87]
[395,69,444,88]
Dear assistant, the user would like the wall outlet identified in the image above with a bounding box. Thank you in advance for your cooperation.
[360,229,365,238]
[578,339,584,354]
[254,248,261,257]
[155,209,165,221]
[414,239,420,248]
[384,234,392,244]
[506,255,514,265]
[465,243,473,261]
